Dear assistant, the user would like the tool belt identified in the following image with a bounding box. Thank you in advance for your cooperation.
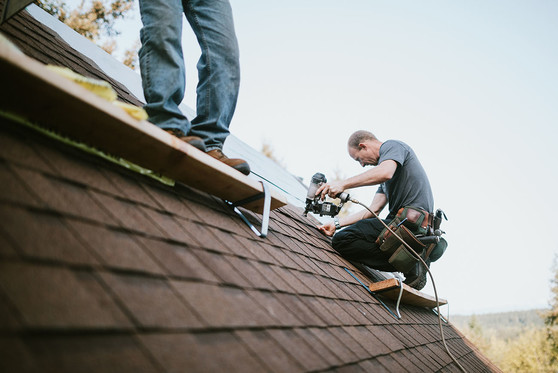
[375,207,431,274]
[395,206,431,235]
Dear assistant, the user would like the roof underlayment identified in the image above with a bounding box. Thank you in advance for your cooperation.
[0,4,501,372]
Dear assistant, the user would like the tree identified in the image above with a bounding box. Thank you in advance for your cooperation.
[35,0,139,68]
[499,329,557,373]
[545,255,558,361]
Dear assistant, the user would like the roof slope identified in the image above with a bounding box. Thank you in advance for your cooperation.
[0,6,500,373]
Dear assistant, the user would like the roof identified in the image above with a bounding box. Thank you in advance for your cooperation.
[0,4,500,372]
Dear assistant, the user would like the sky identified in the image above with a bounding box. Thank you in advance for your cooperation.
[110,0,558,315]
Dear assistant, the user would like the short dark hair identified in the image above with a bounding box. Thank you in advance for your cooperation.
[348,130,377,149]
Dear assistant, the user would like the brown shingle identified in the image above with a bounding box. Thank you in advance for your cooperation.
[253,264,294,293]
[272,267,313,295]
[21,335,160,373]
[294,327,343,367]
[297,271,337,298]
[90,193,163,237]
[398,349,432,372]
[186,199,247,233]
[234,235,278,263]
[267,328,330,372]
[0,337,40,372]
[315,297,358,326]
[0,226,19,258]
[330,327,370,360]
[68,220,163,274]
[307,327,359,365]
[244,289,302,326]
[366,325,406,352]
[375,354,409,372]
[0,206,99,265]
[0,126,54,173]
[30,141,123,197]
[0,263,131,329]
[179,222,229,253]
[99,272,203,329]
[190,250,251,287]
[226,256,276,290]
[272,293,319,325]
[343,326,392,357]
[97,171,160,209]
[12,167,116,224]
[140,332,268,373]
[142,186,197,220]
[295,296,336,327]
[0,163,43,208]
[140,207,194,244]
[0,291,22,330]
[137,238,220,282]
[171,281,275,328]
[235,330,305,373]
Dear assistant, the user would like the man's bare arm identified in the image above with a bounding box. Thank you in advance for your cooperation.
[317,160,397,199]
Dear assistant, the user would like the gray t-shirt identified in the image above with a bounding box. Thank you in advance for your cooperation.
[376,140,434,219]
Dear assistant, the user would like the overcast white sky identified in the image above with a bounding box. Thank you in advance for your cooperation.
[112,0,558,315]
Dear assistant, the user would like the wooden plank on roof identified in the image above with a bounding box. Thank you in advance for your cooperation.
[0,34,287,213]
[369,278,447,308]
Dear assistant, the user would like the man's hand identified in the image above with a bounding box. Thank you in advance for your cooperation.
[317,221,336,237]
[316,181,345,200]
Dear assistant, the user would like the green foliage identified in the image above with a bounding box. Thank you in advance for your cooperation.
[457,314,557,372]
[499,329,558,373]
[453,256,558,372]
[36,0,133,40]
[545,256,558,361]
[35,0,138,67]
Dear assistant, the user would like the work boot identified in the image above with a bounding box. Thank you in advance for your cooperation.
[207,149,250,175]
[404,257,430,291]
[164,129,206,152]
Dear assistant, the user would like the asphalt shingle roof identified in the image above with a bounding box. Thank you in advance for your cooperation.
[0,5,501,372]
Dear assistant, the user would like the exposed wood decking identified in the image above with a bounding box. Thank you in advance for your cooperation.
[369,278,448,308]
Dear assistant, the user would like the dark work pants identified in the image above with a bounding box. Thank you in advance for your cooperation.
[331,218,398,272]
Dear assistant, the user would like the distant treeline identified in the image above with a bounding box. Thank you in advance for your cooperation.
[452,309,545,329]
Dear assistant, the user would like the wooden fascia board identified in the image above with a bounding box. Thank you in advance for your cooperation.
[0,34,287,213]
[369,278,448,308]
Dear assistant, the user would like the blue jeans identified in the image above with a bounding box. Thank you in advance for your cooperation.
[138,0,240,151]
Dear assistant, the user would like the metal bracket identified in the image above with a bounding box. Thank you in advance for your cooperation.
[370,278,404,319]
[228,181,271,238]
[432,303,450,323]
[344,267,402,320]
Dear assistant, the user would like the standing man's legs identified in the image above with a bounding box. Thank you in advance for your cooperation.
[138,0,190,135]
[138,0,249,174]
[183,0,240,151]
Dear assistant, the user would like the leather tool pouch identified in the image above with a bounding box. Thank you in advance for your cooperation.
[395,206,429,235]
[378,224,426,274]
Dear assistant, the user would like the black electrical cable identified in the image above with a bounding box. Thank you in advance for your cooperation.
[350,198,467,373]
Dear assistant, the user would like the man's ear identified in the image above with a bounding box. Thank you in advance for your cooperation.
[358,142,367,150]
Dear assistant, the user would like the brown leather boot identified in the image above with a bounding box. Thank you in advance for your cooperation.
[207,149,250,175]
[164,129,206,152]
